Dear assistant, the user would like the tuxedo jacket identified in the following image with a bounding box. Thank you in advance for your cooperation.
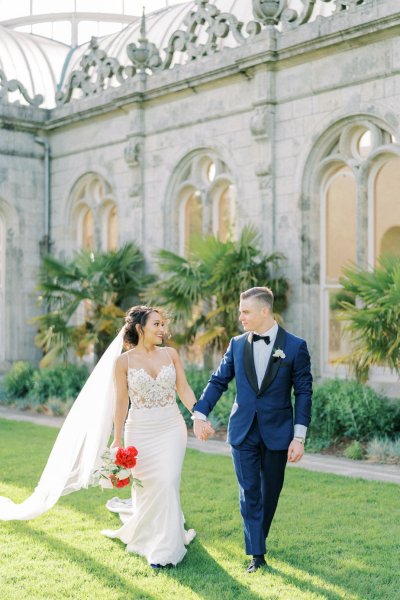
[195,326,313,450]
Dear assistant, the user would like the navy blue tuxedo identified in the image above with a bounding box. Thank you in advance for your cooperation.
[195,326,313,555]
[195,326,313,448]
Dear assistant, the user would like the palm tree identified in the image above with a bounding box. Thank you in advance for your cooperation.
[34,243,153,365]
[338,255,400,381]
[147,227,288,353]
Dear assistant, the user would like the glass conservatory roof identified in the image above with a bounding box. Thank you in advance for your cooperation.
[0,1,333,108]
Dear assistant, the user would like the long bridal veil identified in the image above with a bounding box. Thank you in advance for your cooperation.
[0,328,124,520]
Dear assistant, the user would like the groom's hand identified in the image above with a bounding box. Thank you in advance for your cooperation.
[287,439,304,463]
[193,419,215,441]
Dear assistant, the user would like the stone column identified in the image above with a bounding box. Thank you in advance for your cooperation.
[249,42,277,250]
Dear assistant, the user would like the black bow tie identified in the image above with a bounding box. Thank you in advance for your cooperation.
[253,334,270,345]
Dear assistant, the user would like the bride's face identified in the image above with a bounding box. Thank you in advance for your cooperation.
[141,311,166,346]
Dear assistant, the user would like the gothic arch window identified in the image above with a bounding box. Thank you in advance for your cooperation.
[212,182,237,243]
[306,119,399,378]
[321,167,356,366]
[81,208,94,250]
[184,191,203,254]
[371,158,400,263]
[172,152,237,255]
[68,174,118,351]
[107,204,118,251]
[70,173,118,252]
[0,212,5,363]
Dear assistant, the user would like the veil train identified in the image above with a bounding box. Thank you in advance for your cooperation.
[0,329,124,520]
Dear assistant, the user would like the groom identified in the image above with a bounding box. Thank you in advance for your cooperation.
[193,287,312,573]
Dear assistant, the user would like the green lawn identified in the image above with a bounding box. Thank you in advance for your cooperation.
[0,419,398,600]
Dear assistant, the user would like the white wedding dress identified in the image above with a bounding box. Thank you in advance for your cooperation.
[102,351,196,566]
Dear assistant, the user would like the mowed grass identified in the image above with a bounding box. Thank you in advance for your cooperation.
[0,419,399,600]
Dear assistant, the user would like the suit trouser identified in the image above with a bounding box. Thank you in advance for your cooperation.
[231,414,288,555]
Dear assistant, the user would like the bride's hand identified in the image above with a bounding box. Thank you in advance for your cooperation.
[111,439,122,449]
[204,421,215,439]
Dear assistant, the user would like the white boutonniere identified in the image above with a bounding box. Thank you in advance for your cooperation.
[272,348,286,360]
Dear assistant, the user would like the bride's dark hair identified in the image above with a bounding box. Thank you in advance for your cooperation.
[123,305,163,348]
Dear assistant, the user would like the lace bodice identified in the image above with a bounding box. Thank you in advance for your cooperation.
[127,362,177,409]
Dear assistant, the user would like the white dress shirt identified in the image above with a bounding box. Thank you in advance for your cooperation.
[194,322,307,440]
[253,322,278,387]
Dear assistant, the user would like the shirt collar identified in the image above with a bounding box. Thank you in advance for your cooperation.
[254,321,278,338]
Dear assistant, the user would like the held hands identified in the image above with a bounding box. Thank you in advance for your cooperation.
[287,439,305,463]
[193,419,215,442]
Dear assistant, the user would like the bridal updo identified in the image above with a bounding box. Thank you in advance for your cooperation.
[123,305,163,348]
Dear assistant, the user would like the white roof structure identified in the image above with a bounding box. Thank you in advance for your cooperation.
[0,26,69,106]
[0,0,333,108]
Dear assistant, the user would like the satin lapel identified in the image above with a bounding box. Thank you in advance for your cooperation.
[243,332,259,394]
[258,326,287,395]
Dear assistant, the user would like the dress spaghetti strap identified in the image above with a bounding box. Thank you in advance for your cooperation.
[164,347,173,365]
[127,350,133,371]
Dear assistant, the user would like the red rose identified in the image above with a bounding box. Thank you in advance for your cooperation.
[116,477,130,488]
[115,446,138,469]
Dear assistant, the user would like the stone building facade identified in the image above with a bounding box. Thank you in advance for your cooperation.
[0,0,399,391]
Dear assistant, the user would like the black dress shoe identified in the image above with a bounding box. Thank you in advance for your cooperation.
[246,556,266,573]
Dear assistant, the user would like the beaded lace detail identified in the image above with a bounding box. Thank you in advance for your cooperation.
[127,363,176,409]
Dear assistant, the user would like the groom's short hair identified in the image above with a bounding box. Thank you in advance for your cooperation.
[240,287,274,311]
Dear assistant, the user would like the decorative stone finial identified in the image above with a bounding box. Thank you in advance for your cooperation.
[126,8,162,74]
[0,69,44,107]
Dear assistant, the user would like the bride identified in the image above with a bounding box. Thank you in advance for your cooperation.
[103,305,214,567]
[0,305,214,568]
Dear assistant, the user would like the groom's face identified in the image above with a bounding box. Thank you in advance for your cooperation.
[239,298,270,333]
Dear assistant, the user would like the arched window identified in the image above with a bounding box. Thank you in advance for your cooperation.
[306,119,399,378]
[322,167,356,366]
[184,191,203,254]
[0,213,5,363]
[171,151,237,255]
[82,208,94,250]
[373,158,400,262]
[69,173,118,252]
[216,184,237,243]
[107,205,118,251]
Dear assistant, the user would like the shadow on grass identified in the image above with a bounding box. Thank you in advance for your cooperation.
[104,535,263,600]
[8,522,157,600]
[263,562,355,600]
[8,522,264,600]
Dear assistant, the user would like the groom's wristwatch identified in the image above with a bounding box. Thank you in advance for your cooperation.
[293,436,305,445]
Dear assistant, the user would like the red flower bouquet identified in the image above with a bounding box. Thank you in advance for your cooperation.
[94,445,142,490]
[115,446,138,469]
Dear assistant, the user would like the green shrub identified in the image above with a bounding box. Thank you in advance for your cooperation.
[4,361,36,401]
[48,397,75,417]
[367,436,400,464]
[30,363,89,403]
[308,378,400,446]
[344,440,364,460]
[14,396,38,410]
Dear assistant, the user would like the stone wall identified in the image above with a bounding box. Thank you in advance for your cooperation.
[1,0,400,385]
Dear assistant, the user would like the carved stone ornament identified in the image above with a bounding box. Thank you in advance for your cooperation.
[56,37,126,105]
[334,0,367,12]
[124,137,143,200]
[0,69,44,107]
[126,10,162,75]
[250,107,271,138]
[163,0,261,68]
[55,0,369,105]
[124,138,143,167]
[251,0,356,30]
[128,183,143,200]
